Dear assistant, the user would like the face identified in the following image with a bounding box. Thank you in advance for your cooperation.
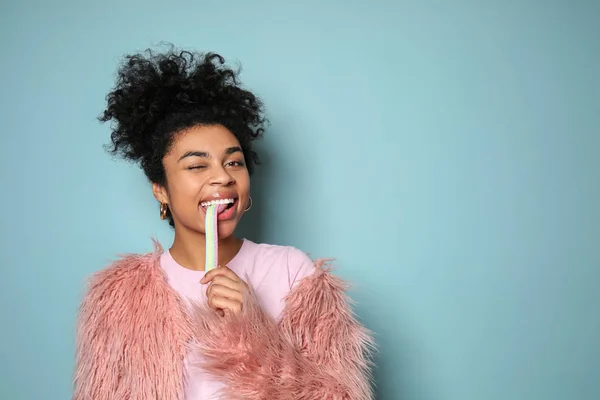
[152,124,251,239]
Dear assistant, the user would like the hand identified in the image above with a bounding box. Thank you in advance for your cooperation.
[200,265,248,318]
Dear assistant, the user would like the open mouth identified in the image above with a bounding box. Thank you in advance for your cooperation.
[200,198,237,213]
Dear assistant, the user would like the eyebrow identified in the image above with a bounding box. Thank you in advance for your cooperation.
[178,146,243,162]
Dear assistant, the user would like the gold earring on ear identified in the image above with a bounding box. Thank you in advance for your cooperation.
[160,203,169,220]
[244,197,253,212]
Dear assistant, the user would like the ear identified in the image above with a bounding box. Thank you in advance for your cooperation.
[152,182,169,204]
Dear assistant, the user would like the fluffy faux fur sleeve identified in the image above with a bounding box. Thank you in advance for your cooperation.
[193,260,376,400]
[72,250,193,400]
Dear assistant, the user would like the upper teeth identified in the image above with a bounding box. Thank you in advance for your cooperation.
[201,198,235,207]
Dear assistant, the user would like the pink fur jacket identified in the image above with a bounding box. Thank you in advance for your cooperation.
[73,243,375,399]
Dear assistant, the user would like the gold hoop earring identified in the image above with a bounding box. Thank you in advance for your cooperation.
[160,203,168,220]
[244,197,252,212]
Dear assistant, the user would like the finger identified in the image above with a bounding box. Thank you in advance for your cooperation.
[206,283,243,303]
[205,293,226,316]
[200,265,241,284]
[208,295,243,315]
[211,275,247,293]
[206,276,238,296]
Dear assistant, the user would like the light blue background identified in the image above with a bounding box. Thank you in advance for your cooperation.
[1,1,599,399]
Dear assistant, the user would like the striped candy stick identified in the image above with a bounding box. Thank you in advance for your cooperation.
[205,204,219,271]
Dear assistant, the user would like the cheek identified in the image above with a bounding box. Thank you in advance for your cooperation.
[237,174,251,196]
[168,174,204,207]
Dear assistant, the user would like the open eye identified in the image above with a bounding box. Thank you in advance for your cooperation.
[226,160,245,167]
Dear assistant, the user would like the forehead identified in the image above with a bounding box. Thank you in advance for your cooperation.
[170,124,240,154]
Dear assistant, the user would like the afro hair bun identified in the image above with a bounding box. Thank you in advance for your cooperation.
[100,46,266,184]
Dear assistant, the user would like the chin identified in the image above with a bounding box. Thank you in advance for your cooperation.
[215,221,237,239]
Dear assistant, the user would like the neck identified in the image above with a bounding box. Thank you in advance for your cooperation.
[169,228,243,271]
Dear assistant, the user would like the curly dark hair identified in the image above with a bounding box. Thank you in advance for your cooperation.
[99,46,266,225]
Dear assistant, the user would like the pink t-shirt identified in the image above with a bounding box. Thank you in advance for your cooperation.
[159,238,316,400]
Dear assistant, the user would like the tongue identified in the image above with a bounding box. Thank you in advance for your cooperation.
[216,203,229,214]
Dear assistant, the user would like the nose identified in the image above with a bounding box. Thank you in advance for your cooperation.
[209,165,235,186]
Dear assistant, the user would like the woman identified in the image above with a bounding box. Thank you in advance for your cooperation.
[73,47,374,400]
